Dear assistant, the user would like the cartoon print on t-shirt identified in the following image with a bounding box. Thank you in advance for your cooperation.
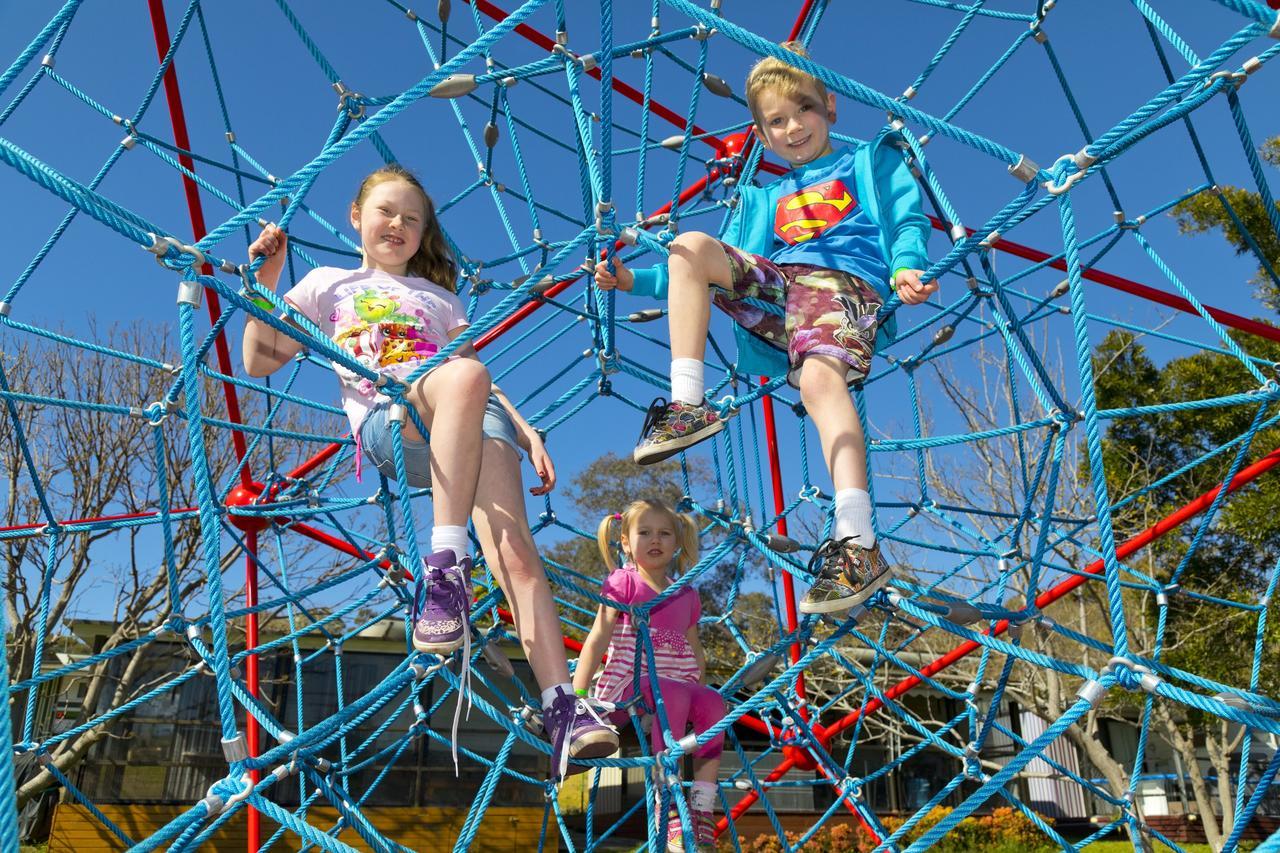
[330,288,440,395]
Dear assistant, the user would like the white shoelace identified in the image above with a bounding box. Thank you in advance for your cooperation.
[553,695,618,782]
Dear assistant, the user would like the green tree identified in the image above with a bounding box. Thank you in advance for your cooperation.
[1092,329,1280,851]
[1172,136,1280,310]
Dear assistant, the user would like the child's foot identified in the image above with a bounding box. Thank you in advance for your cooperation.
[692,809,717,850]
[798,538,891,614]
[633,397,726,465]
[411,549,472,653]
[543,687,620,782]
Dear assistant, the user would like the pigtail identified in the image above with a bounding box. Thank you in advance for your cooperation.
[596,512,623,573]
[674,513,701,575]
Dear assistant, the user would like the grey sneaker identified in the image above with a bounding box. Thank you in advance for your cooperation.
[633,397,726,465]
[542,686,620,782]
[798,538,891,615]
[411,549,471,654]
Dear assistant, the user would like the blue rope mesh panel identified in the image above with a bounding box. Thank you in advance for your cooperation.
[1,1,1280,851]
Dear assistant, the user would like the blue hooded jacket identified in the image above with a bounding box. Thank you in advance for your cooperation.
[629,131,930,377]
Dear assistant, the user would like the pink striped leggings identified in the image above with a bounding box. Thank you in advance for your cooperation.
[609,677,726,760]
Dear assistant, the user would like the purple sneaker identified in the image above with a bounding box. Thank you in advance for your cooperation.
[542,686,620,782]
[412,549,472,654]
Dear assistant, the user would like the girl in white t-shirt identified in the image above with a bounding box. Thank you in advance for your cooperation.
[241,165,617,778]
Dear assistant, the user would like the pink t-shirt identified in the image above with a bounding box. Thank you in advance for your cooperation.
[593,565,702,704]
[284,267,469,432]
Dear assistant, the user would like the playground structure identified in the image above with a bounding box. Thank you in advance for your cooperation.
[2,1,1280,851]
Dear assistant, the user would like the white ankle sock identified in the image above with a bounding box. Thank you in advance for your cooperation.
[670,358,704,405]
[430,525,470,563]
[541,683,573,708]
[833,488,874,547]
[690,780,717,812]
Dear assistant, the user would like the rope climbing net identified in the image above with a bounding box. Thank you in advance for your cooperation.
[2,1,1280,851]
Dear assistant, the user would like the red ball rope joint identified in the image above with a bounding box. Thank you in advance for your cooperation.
[226,481,269,533]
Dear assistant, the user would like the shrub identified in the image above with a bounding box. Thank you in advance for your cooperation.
[718,806,1055,852]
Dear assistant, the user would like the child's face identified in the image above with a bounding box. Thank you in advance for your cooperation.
[752,85,836,167]
[351,179,427,276]
[623,508,677,574]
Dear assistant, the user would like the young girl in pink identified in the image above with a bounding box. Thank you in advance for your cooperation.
[573,499,725,851]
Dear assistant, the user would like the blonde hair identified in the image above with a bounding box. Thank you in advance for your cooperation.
[352,164,458,290]
[596,499,700,575]
[744,41,829,131]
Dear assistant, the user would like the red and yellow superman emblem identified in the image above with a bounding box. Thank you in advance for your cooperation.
[774,179,857,245]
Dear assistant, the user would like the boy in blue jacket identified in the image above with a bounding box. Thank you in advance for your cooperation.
[594,42,937,614]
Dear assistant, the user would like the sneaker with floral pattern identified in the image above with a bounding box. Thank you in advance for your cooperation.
[799,538,891,614]
[633,397,726,466]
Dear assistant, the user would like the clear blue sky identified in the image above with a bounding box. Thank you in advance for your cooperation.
[1,1,1278,611]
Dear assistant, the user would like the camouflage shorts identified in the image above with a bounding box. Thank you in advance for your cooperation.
[711,240,883,387]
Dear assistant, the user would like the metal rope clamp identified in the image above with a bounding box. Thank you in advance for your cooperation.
[1043,150,1094,197]
[333,82,366,120]
[1105,656,1161,694]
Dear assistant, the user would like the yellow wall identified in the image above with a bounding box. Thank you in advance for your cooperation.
[49,802,558,852]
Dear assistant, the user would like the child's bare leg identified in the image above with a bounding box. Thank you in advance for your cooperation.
[634,233,734,465]
[798,355,867,492]
[470,438,571,690]
[666,232,732,363]
[404,358,490,527]
[692,757,719,785]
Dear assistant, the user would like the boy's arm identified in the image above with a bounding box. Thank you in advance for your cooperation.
[875,141,931,276]
[619,191,751,301]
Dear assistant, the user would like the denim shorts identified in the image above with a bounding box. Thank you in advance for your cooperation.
[358,393,521,488]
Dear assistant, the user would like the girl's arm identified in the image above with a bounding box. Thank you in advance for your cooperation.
[446,332,557,496]
[573,604,620,694]
[687,625,707,683]
[490,384,556,495]
[242,225,307,377]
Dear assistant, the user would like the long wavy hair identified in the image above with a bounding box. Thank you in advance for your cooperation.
[352,163,458,290]
[596,499,700,575]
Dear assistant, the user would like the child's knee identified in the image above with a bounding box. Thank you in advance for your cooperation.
[438,357,490,396]
[668,232,721,268]
[798,358,843,401]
